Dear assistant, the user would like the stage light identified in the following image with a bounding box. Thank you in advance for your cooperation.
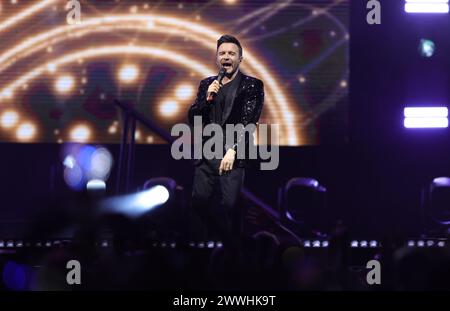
[175,84,194,100]
[86,179,106,191]
[404,117,448,128]
[207,241,215,248]
[404,107,448,128]
[118,64,139,83]
[0,110,19,128]
[6,240,13,248]
[55,75,75,94]
[405,0,449,13]
[16,122,36,141]
[0,241,4,247]
[322,241,329,248]
[70,124,91,142]
[100,185,170,218]
[360,240,368,248]
[426,240,434,247]
[63,155,76,169]
[108,125,117,134]
[64,164,84,190]
[419,39,436,57]
[312,240,321,248]
[351,240,358,248]
[159,100,179,117]
[170,242,176,248]
[404,107,448,118]
[437,241,446,247]
[198,242,205,248]
[303,240,311,248]
[417,240,425,247]
[134,185,169,206]
[369,240,378,248]
[216,241,223,248]
[407,240,415,247]
[88,147,113,181]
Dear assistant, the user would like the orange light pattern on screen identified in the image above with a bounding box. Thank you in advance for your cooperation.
[0,2,318,145]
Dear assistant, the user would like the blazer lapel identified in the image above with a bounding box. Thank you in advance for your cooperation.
[221,71,243,126]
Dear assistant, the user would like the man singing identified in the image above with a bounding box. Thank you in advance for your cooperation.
[188,35,264,248]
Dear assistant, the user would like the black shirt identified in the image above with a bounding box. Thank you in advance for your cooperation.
[212,76,239,124]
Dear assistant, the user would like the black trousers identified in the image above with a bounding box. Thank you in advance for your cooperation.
[190,159,245,247]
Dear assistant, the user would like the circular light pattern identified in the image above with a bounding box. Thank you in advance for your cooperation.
[108,125,117,134]
[159,100,179,117]
[70,124,91,142]
[340,80,347,88]
[298,75,306,84]
[1,110,19,128]
[16,122,36,141]
[55,75,75,94]
[89,147,113,181]
[118,64,139,83]
[175,84,194,100]
[64,164,83,190]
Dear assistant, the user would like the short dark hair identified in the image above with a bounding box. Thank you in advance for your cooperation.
[217,34,242,57]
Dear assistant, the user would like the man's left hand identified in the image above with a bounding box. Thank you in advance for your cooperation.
[219,149,236,175]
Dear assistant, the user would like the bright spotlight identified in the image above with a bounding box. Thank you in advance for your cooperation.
[86,179,106,191]
[100,185,170,218]
[419,39,436,57]
[135,185,170,208]
[63,155,76,169]
[405,0,449,13]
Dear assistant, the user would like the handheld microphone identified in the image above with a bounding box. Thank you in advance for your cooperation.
[207,67,227,101]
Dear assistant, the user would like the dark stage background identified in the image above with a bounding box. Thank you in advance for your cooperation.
[0,0,449,240]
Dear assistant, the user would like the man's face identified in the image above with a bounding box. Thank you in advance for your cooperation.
[216,42,242,76]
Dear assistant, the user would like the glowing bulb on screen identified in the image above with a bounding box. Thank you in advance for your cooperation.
[55,75,75,94]
[175,84,194,100]
[16,123,36,141]
[118,64,139,83]
[1,110,19,128]
[159,100,179,117]
[47,63,56,73]
[108,125,117,134]
[70,124,91,142]
[1,88,13,99]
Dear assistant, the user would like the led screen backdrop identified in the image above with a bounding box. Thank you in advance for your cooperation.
[0,0,348,145]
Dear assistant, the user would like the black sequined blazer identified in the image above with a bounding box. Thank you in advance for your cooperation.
[188,71,264,167]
